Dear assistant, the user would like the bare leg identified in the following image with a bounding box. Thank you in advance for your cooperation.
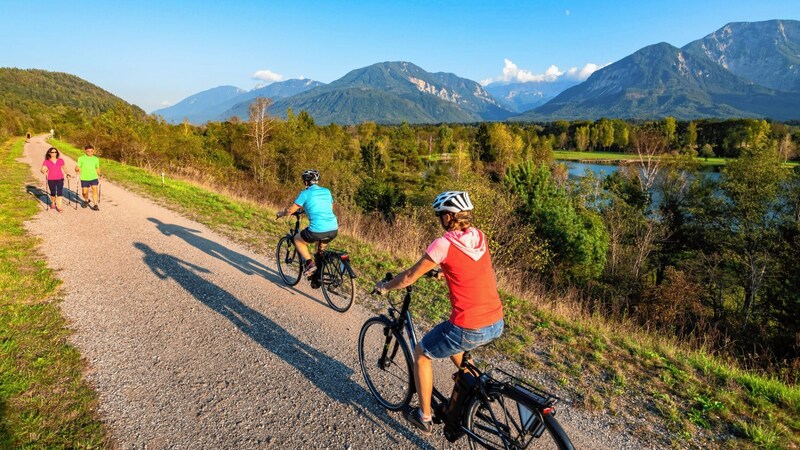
[293,234,312,261]
[414,346,434,419]
[90,185,99,204]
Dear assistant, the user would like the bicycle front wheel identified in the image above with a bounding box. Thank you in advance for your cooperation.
[321,257,355,312]
[358,317,414,411]
[464,384,574,450]
[276,235,302,286]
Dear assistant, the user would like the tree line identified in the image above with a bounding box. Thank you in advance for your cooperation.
[31,101,800,382]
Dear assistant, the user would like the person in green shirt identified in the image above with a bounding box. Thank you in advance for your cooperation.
[75,144,102,211]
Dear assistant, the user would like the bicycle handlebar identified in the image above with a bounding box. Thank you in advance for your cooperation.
[371,269,441,296]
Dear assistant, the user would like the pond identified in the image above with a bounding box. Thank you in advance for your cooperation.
[563,161,722,182]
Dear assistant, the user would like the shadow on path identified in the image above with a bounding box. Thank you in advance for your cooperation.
[25,184,49,209]
[133,242,427,448]
[25,183,81,209]
[148,218,275,279]
[147,217,327,308]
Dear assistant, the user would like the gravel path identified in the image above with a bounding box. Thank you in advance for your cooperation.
[20,136,662,449]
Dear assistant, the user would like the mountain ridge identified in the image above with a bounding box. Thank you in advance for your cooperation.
[517,19,800,121]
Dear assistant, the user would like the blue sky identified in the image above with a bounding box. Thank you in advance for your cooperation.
[3,0,799,113]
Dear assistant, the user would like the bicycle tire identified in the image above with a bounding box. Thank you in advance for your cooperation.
[276,235,302,286]
[358,317,414,411]
[464,383,574,450]
[320,256,355,312]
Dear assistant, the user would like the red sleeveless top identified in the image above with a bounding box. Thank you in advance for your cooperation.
[432,230,503,329]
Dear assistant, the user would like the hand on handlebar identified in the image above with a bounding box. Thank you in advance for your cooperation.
[425,268,443,279]
[372,272,394,295]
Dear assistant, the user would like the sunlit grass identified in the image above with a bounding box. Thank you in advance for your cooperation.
[0,138,108,448]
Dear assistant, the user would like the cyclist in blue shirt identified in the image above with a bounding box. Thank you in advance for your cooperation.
[276,169,338,277]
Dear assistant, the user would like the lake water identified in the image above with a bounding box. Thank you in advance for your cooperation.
[564,161,722,182]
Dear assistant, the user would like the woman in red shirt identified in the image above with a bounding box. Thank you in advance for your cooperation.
[373,191,504,434]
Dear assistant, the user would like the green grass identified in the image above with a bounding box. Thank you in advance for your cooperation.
[0,138,108,448]
[553,150,799,168]
[47,139,800,449]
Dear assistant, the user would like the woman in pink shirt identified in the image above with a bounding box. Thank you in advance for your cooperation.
[373,191,504,434]
[40,147,70,212]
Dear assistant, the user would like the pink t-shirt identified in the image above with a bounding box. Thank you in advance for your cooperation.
[42,158,65,181]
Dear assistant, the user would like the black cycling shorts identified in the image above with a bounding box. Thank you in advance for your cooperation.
[300,228,338,244]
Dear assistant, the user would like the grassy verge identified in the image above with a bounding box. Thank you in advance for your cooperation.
[0,138,108,448]
[52,139,800,448]
[554,150,799,168]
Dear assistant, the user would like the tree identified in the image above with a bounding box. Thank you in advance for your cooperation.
[686,121,698,150]
[663,116,677,149]
[488,123,524,177]
[247,97,276,183]
[719,142,787,327]
[631,123,668,193]
[505,161,609,282]
[574,125,590,151]
[598,118,614,150]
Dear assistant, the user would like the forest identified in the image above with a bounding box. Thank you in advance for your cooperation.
[5,98,800,382]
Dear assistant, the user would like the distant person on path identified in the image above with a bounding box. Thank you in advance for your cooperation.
[75,144,101,211]
[275,169,338,277]
[373,191,504,435]
[40,147,70,212]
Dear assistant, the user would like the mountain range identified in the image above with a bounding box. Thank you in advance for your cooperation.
[519,19,800,121]
[155,19,800,125]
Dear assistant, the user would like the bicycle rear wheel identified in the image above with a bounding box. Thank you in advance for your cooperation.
[357,317,414,411]
[276,235,302,286]
[464,384,574,450]
[320,256,355,312]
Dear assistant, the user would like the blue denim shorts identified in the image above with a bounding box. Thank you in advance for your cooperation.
[419,319,504,359]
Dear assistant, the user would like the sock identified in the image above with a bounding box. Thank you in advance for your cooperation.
[419,409,431,422]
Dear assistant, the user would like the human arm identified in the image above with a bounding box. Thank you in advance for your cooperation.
[374,253,439,294]
[276,203,301,218]
[60,159,70,178]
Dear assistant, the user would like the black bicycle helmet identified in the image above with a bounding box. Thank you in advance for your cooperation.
[302,169,320,184]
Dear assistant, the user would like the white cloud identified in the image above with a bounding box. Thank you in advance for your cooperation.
[565,63,604,81]
[160,100,173,107]
[252,69,285,83]
[565,9,570,15]
[482,59,605,85]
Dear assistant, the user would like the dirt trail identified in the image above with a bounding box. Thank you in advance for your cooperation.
[19,136,656,449]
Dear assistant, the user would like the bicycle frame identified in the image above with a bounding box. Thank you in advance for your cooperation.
[377,283,451,409]
[372,280,570,450]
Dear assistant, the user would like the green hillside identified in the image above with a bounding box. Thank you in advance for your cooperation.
[0,68,142,139]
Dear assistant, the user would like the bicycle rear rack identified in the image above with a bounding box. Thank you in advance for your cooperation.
[487,366,561,408]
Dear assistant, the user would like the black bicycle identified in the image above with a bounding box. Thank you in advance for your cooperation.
[358,272,574,449]
[275,211,356,312]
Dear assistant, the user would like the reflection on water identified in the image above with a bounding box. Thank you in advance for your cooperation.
[563,161,722,209]
[563,161,721,182]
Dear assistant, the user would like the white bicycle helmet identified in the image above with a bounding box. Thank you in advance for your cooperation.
[432,191,474,213]
[302,169,320,184]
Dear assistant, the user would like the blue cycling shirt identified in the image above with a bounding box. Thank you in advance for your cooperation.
[293,184,338,233]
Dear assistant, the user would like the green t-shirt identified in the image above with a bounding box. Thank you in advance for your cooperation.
[77,155,100,181]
